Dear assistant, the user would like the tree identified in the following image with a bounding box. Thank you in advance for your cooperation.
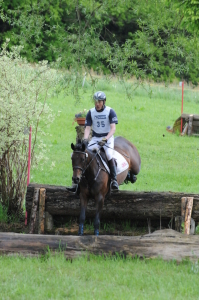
[171,0,199,32]
[0,41,59,215]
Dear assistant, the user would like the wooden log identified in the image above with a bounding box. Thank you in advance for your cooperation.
[1,230,199,261]
[26,184,199,221]
[29,188,40,234]
[181,113,199,121]
[184,197,193,235]
[38,188,46,234]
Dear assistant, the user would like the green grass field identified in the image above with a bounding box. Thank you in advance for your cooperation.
[1,254,199,300]
[31,79,199,193]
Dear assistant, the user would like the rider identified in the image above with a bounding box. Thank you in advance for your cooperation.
[67,91,119,193]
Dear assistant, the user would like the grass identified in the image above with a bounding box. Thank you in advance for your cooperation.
[0,253,199,299]
[1,79,199,299]
[31,78,199,193]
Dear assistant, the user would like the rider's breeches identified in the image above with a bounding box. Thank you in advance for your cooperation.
[88,136,114,161]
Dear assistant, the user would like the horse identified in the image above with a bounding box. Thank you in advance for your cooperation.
[70,136,141,236]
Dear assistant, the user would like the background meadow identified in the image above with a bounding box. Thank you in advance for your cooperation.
[31,78,199,194]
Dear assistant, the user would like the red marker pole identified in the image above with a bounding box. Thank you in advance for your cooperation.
[25,126,32,226]
[180,82,184,133]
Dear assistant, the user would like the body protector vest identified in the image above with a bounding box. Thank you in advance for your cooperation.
[90,106,111,137]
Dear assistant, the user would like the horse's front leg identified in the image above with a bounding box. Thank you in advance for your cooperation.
[78,193,88,236]
[94,194,105,236]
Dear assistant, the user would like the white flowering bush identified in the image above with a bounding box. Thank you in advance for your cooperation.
[0,41,58,216]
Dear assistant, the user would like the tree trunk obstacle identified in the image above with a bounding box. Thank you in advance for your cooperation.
[173,113,199,136]
[1,229,199,261]
[26,184,199,234]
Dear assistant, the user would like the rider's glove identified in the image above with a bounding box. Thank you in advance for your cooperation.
[98,138,107,147]
[82,139,89,148]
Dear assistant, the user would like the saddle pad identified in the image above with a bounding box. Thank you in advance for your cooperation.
[98,150,129,175]
[113,150,129,175]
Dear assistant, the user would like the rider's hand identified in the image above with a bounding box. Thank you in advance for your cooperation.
[98,138,107,147]
[82,139,89,148]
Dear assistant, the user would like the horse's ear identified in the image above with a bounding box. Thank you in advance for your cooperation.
[71,143,75,150]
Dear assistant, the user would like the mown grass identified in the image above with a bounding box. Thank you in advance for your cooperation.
[31,78,199,193]
[0,253,199,300]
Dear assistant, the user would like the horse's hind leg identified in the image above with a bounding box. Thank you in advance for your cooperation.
[94,195,104,236]
[78,196,88,236]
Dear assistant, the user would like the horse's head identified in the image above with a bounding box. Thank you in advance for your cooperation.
[71,140,88,184]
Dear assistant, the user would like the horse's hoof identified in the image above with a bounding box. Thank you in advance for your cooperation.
[132,175,137,183]
[94,229,99,236]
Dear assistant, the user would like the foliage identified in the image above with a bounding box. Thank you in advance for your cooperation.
[75,109,88,118]
[0,41,58,214]
[1,0,199,94]
[171,0,199,33]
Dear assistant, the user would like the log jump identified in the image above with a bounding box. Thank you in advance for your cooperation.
[26,184,199,221]
[1,229,199,261]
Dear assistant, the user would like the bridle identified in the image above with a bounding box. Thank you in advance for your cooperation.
[72,149,107,181]
[72,151,88,173]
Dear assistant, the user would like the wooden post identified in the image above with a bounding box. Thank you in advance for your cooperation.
[181,122,188,136]
[181,197,187,217]
[38,188,46,234]
[190,218,195,235]
[147,218,151,234]
[184,197,193,235]
[188,115,193,136]
[45,212,54,232]
[29,188,39,234]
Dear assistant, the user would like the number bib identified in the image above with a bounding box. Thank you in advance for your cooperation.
[90,106,111,135]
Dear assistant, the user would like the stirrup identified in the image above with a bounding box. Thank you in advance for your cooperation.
[66,184,78,194]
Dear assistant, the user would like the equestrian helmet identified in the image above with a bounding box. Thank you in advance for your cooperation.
[93,91,106,102]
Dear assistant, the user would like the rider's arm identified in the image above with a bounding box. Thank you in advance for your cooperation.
[84,126,91,139]
[105,123,116,141]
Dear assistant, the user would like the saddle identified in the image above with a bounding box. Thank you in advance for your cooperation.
[94,147,129,175]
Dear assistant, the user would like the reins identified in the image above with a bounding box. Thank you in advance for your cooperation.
[89,142,130,159]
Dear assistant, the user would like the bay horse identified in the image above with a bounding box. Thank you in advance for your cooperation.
[71,136,141,236]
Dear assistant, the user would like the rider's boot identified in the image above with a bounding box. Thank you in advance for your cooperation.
[66,180,78,194]
[108,158,119,192]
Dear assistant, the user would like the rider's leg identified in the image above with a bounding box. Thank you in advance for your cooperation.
[108,158,119,191]
[104,137,119,192]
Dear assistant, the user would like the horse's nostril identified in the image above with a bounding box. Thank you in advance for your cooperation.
[73,177,80,184]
